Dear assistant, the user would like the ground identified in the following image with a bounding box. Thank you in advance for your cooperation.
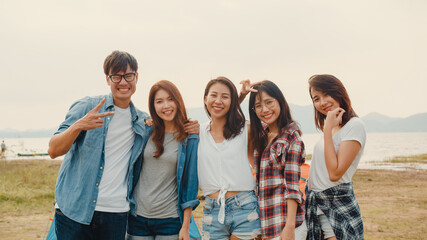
[1,160,426,239]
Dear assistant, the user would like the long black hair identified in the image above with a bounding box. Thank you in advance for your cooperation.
[249,80,300,156]
[204,76,245,139]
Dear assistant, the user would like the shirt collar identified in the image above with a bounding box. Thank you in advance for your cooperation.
[264,121,300,135]
[105,93,138,121]
[105,93,115,109]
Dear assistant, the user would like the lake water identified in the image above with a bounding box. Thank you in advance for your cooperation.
[1,132,427,170]
[301,132,427,170]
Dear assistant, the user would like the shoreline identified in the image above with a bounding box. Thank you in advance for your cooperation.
[3,152,427,171]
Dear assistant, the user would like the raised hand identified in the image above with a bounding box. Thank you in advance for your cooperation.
[239,79,261,96]
[324,107,345,130]
[76,98,115,131]
[239,80,261,104]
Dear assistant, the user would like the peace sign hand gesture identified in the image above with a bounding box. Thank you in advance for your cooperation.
[76,98,115,131]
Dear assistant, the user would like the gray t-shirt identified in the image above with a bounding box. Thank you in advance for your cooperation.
[134,132,179,218]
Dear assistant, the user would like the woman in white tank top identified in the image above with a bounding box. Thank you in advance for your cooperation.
[198,76,261,240]
[306,74,366,240]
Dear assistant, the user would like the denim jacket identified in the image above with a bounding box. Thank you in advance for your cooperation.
[54,93,151,225]
[130,133,200,222]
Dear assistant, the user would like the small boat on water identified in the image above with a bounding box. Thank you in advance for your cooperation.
[17,153,49,157]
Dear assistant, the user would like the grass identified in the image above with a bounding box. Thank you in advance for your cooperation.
[367,153,427,166]
[382,153,427,164]
[0,160,60,239]
[1,158,426,239]
[0,160,59,214]
[353,169,427,239]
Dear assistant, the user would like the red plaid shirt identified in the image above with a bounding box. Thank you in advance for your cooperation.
[254,122,306,238]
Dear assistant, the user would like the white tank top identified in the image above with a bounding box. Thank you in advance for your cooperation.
[198,122,256,196]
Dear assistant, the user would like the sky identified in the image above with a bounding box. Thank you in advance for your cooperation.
[1,0,426,131]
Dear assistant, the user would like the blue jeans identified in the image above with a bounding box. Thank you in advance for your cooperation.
[127,214,181,239]
[55,209,128,240]
[202,191,261,240]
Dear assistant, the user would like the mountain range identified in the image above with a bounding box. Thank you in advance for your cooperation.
[1,103,426,138]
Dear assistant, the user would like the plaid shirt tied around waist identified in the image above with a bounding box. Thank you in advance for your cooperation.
[254,122,306,238]
[306,182,364,240]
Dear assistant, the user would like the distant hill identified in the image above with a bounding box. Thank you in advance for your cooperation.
[362,112,427,132]
[184,102,427,133]
[1,104,426,138]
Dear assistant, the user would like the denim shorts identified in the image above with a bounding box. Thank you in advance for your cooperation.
[202,191,261,240]
[317,208,335,239]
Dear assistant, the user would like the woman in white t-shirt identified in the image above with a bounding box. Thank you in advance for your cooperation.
[306,74,366,240]
[198,76,261,240]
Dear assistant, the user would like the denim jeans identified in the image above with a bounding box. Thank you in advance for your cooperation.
[55,209,128,240]
[127,214,181,238]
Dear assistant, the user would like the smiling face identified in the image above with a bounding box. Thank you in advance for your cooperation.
[106,64,138,108]
[154,89,177,125]
[310,88,340,116]
[253,91,280,128]
[204,82,231,120]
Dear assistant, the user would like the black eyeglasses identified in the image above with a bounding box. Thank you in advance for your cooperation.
[108,73,136,83]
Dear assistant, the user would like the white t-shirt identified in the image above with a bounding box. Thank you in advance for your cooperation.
[95,105,135,212]
[308,117,366,192]
[198,122,256,196]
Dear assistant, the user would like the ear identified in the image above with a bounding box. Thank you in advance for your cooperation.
[106,75,111,86]
[204,96,207,106]
[135,72,139,84]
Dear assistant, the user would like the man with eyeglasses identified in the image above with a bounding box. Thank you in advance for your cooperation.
[48,50,151,240]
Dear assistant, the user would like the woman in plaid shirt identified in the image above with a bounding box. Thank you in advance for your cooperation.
[248,80,307,240]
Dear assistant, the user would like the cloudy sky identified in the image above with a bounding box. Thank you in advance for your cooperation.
[1,0,426,131]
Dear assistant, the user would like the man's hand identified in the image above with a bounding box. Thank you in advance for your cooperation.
[48,98,114,159]
[75,98,115,131]
[144,119,154,127]
[184,119,200,135]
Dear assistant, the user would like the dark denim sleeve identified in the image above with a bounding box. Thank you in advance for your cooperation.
[180,134,200,210]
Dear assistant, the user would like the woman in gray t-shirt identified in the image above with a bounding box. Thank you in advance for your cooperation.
[127,80,200,240]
